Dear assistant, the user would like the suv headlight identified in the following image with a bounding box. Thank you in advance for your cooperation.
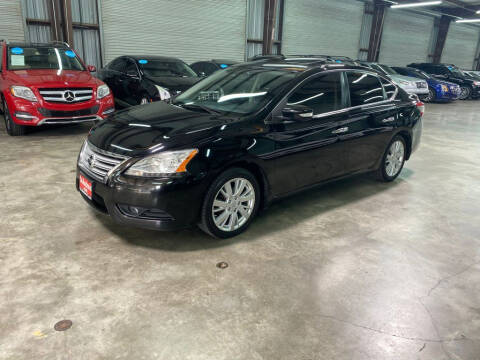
[395,80,410,86]
[154,85,171,101]
[125,149,198,177]
[97,84,110,99]
[10,86,38,102]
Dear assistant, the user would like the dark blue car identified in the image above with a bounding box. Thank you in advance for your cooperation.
[393,66,460,102]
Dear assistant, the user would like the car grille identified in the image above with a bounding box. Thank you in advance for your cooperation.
[416,82,427,89]
[39,88,93,103]
[38,105,99,117]
[450,85,461,94]
[78,141,129,183]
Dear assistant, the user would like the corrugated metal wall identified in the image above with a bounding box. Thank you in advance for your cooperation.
[379,9,435,66]
[101,0,247,64]
[442,23,480,70]
[282,0,364,58]
[0,0,25,42]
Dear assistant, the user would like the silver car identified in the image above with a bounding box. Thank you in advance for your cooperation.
[359,62,429,99]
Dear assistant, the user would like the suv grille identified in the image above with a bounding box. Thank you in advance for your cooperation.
[416,82,427,88]
[78,142,129,183]
[38,105,99,117]
[39,88,93,103]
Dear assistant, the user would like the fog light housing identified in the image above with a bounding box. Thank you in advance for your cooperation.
[117,204,174,220]
[14,111,37,121]
[102,107,115,116]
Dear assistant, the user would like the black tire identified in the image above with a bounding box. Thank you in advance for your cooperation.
[375,135,407,182]
[424,88,435,103]
[3,98,26,136]
[459,86,471,100]
[199,167,260,238]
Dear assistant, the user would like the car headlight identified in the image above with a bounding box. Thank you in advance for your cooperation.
[125,149,198,177]
[473,81,480,87]
[154,85,171,101]
[97,84,110,99]
[395,80,410,86]
[10,86,38,102]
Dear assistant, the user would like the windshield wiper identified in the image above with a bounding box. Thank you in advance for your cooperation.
[179,103,221,115]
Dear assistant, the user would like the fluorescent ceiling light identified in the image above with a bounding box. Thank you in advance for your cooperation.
[391,1,442,9]
[456,18,480,23]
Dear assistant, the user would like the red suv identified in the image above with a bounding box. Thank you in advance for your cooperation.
[0,41,114,136]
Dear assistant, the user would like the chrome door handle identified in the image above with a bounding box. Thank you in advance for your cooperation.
[332,127,349,134]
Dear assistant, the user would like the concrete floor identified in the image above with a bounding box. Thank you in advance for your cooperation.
[0,101,479,360]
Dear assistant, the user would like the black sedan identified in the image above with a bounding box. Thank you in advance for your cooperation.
[97,55,200,108]
[190,59,239,77]
[77,60,423,238]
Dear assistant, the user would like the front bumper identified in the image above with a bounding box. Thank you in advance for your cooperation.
[400,84,429,96]
[5,93,115,126]
[76,169,211,231]
[411,117,422,155]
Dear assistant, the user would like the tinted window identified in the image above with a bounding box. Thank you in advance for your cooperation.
[204,63,218,75]
[138,59,197,77]
[347,72,385,106]
[380,77,396,98]
[125,60,138,75]
[190,62,204,75]
[287,72,343,114]
[109,58,126,73]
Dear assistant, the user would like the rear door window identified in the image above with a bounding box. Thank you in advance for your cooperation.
[287,72,344,115]
[347,72,385,107]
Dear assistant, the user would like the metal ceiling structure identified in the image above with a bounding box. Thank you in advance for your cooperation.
[389,0,480,19]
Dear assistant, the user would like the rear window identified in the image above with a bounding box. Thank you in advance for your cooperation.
[7,46,84,71]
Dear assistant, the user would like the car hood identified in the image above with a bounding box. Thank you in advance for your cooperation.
[5,69,102,88]
[389,74,425,83]
[144,75,200,93]
[430,78,459,87]
[88,101,233,156]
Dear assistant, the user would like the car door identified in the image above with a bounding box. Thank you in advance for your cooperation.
[341,72,398,174]
[266,71,349,196]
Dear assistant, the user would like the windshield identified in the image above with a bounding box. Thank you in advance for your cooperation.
[377,64,398,75]
[448,67,465,78]
[412,69,430,79]
[173,67,297,115]
[7,46,85,71]
[139,60,197,77]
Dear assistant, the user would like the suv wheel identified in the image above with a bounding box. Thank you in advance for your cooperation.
[376,135,406,182]
[199,168,260,238]
[2,98,26,136]
[459,86,471,100]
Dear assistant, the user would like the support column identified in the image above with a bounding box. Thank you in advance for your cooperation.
[367,0,386,62]
[263,0,277,55]
[432,15,451,64]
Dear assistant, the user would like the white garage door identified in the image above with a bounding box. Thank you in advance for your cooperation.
[379,9,434,66]
[101,0,247,64]
[282,0,364,59]
[442,24,479,70]
[0,0,25,43]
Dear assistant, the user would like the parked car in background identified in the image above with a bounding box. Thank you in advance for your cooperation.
[76,59,423,238]
[248,54,285,62]
[358,61,429,99]
[190,60,239,77]
[0,41,114,136]
[393,66,460,102]
[408,63,480,100]
[97,55,200,108]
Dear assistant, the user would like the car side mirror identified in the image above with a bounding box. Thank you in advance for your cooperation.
[276,105,314,122]
[87,65,96,72]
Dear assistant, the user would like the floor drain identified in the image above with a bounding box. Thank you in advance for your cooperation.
[216,262,228,269]
[54,320,72,331]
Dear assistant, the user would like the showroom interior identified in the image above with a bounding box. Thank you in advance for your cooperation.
[1,0,480,359]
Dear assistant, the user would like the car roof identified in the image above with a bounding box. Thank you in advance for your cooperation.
[127,55,183,62]
[237,59,374,73]
[211,59,239,64]
[3,42,69,49]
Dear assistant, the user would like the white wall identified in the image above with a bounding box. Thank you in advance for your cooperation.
[0,0,25,42]
[101,0,247,64]
[282,0,364,59]
[442,23,480,70]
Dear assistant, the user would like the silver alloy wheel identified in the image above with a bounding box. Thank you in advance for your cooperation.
[212,178,255,232]
[385,140,405,177]
[459,87,470,100]
[140,98,148,105]
[425,89,434,102]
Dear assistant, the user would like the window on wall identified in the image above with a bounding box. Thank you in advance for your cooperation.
[24,0,53,43]
[22,0,102,69]
[246,0,284,59]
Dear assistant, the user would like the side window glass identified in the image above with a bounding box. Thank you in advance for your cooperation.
[110,58,126,73]
[380,78,396,99]
[347,72,385,106]
[287,72,343,115]
[205,63,218,75]
[190,62,203,75]
[125,60,138,76]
